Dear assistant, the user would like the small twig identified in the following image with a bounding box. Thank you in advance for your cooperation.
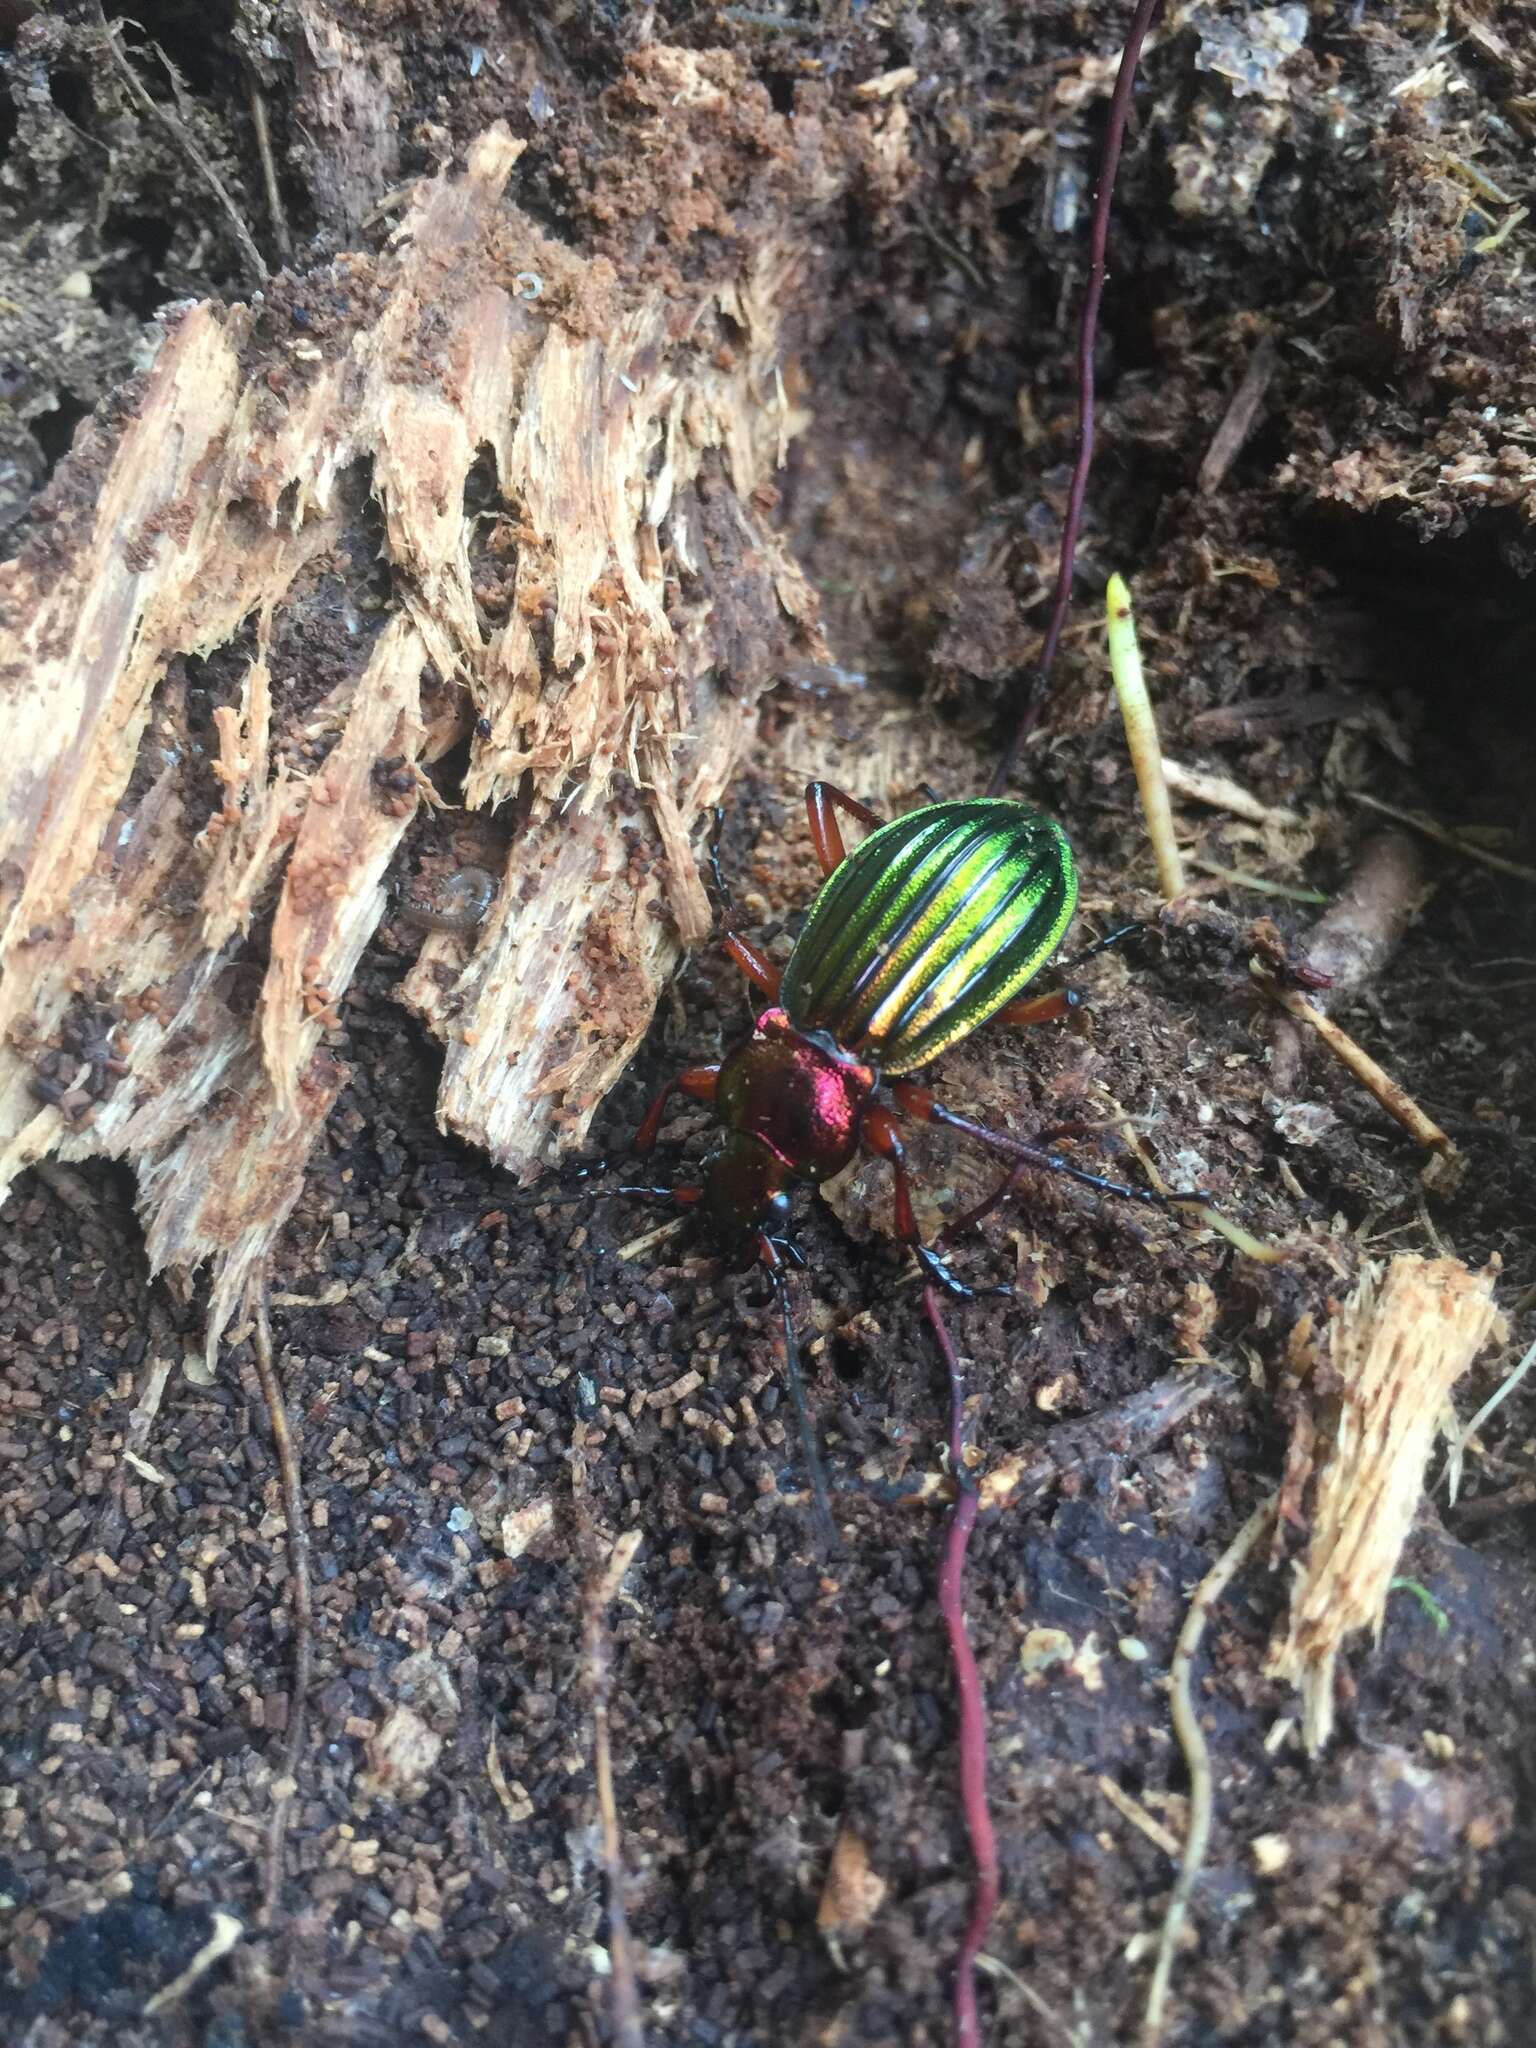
[924,1285,999,2048]
[990,0,1161,792]
[585,1529,646,2048]
[1197,332,1279,495]
[95,4,266,288]
[1098,1775,1182,1859]
[141,1909,243,2017]
[1189,859,1327,904]
[1106,574,1185,900]
[1269,829,1430,1095]
[1143,1496,1278,2048]
[251,1291,313,1927]
[1161,758,1301,829]
[1345,790,1536,885]
[245,72,291,264]
[615,1216,686,1261]
[1251,963,1461,1188]
[95,1299,175,1553]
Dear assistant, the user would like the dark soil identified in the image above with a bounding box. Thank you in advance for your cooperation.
[4,4,1536,2046]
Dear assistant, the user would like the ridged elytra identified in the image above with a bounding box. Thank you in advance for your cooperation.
[781,797,1078,1076]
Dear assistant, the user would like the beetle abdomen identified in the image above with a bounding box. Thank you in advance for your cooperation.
[781,799,1077,1074]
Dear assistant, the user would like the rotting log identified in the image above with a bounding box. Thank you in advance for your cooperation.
[0,121,822,1366]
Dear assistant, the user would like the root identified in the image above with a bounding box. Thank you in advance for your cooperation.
[924,1285,999,2048]
[584,1528,646,2048]
[251,1291,313,1927]
[1142,1496,1278,2048]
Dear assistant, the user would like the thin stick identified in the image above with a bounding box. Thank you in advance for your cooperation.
[251,1291,313,1927]
[585,1529,646,2048]
[246,72,291,263]
[1107,573,1185,900]
[1346,790,1536,885]
[989,0,1161,794]
[1250,964,1460,1178]
[1161,757,1301,828]
[95,4,267,288]
[924,1284,1000,2048]
[1143,1495,1277,2048]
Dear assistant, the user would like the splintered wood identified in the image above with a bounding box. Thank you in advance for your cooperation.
[0,118,820,1366]
[1265,1254,1501,1753]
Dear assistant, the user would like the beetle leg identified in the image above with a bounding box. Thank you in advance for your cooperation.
[806,780,886,876]
[888,1082,1211,1210]
[722,934,782,999]
[633,1065,720,1155]
[705,807,783,997]
[862,1106,1012,1300]
[994,986,1083,1030]
[616,1182,702,1205]
[1058,920,1143,973]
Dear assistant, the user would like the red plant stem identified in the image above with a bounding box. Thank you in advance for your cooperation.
[989,0,1163,798]
[924,1281,1000,2048]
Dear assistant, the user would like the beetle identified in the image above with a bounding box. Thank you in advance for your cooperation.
[627,781,1187,1531]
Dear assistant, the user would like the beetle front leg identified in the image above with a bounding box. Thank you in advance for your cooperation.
[862,1106,1011,1300]
[633,1065,721,1155]
[806,781,886,876]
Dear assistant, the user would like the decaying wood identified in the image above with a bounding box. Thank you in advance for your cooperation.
[1265,1253,1501,1753]
[0,118,821,1366]
[1268,829,1430,1093]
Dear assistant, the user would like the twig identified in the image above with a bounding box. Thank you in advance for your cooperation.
[990,0,1161,794]
[1197,333,1279,495]
[1251,963,1461,1188]
[245,71,291,263]
[1190,859,1327,903]
[95,3,266,288]
[1345,790,1536,885]
[95,1297,176,1553]
[251,1291,313,1927]
[585,1529,646,2048]
[1269,829,1429,1095]
[1161,758,1301,828]
[1106,572,1185,900]
[1143,1495,1278,2048]
[924,1284,999,2048]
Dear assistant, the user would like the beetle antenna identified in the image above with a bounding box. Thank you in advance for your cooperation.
[766,1254,837,1553]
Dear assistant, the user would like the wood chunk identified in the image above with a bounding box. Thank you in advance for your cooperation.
[1265,1254,1501,1752]
[0,119,822,1362]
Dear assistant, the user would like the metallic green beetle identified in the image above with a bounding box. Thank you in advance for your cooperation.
[633,780,1167,1296]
